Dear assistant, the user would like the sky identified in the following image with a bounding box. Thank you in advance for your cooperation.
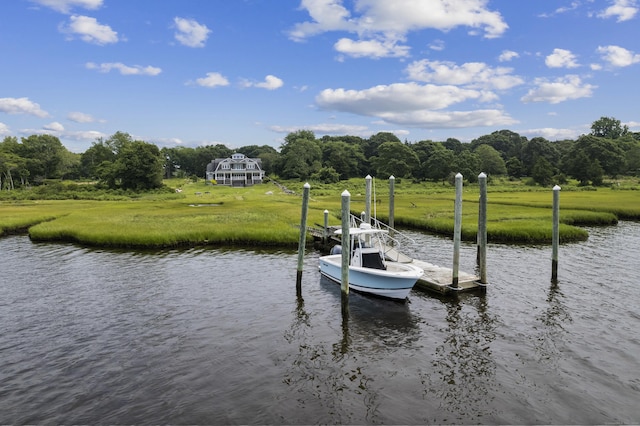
[1,0,639,153]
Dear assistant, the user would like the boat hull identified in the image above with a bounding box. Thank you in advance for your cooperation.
[318,254,423,300]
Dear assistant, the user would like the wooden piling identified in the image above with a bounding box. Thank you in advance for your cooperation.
[389,175,395,232]
[323,209,329,244]
[296,182,310,291]
[365,175,372,225]
[341,190,351,296]
[477,172,488,284]
[452,173,463,288]
[552,185,561,281]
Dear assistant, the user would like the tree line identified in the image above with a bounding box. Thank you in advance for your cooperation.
[1,116,639,191]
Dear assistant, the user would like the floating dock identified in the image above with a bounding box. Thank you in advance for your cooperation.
[411,259,484,295]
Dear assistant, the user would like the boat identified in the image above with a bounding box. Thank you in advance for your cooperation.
[318,223,424,301]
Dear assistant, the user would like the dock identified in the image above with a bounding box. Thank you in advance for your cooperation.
[411,259,484,295]
[379,243,485,295]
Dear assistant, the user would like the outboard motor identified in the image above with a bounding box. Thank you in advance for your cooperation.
[330,245,342,255]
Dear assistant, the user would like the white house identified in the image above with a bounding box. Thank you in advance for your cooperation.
[205,153,265,186]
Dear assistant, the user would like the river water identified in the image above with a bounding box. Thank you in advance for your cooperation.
[1,222,639,424]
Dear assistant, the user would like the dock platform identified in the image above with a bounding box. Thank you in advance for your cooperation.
[411,259,485,295]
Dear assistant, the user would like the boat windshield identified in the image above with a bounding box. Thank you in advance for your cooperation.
[361,251,386,270]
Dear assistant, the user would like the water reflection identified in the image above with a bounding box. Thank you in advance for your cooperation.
[534,281,572,366]
[419,292,500,423]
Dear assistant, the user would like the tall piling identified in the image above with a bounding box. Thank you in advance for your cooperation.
[452,173,463,288]
[477,172,488,284]
[296,183,310,292]
[323,209,329,244]
[364,175,372,225]
[341,190,351,297]
[389,175,395,232]
[552,185,561,281]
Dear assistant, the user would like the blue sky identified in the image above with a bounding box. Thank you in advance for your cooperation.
[1,0,639,153]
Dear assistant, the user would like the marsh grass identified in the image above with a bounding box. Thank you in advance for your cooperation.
[2,177,639,247]
[26,182,321,247]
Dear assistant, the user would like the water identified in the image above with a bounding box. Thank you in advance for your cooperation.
[1,223,639,424]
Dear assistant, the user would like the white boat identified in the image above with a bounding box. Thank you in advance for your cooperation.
[318,223,424,301]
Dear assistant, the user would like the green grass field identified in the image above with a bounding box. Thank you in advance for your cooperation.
[1,177,638,247]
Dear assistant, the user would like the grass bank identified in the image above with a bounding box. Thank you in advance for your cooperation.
[1,177,638,247]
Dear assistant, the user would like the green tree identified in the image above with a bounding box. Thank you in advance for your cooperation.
[470,130,524,160]
[421,144,455,183]
[531,157,554,186]
[451,151,481,182]
[363,132,401,159]
[320,140,365,179]
[567,135,626,177]
[277,131,322,180]
[520,137,559,176]
[590,116,628,139]
[311,166,340,183]
[475,144,507,175]
[505,157,524,178]
[114,140,164,190]
[370,141,419,178]
[81,140,116,179]
[19,134,67,181]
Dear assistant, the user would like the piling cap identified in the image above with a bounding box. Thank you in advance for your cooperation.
[342,189,351,196]
[389,175,395,180]
[478,172,487,178]
[456,172,463,178]
[303,182,310,189]
[365,175,372,180]
[553,185,561,191]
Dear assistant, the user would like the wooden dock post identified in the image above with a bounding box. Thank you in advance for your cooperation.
[552,185,561,281]
[477,172,488,284]
[452,173,463,288]
[389,175,395,232]
[341,190,351,297]
[296,183,311,291]
[323,209,329,244]
[365,175,372,224]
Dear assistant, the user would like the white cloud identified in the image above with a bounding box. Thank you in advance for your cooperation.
[60,15,119,45]
[539,1,581,18]
[317,82,493,114]
[86,62,162,76]
[68,111,96,123]
[194,72,230,88]
[521,75,596,104]
[498,50,519,62]
[289,0,508,58]
[522,127,583,141]
[29,0,102,14]
[43,122,65,132]
[0,122,10,135]
[429,39,446,51]
[597,0,638,22]
[314,82,515,128]
[0,97,49,117]
[270,123,369,135]
[334,37,410,58]
[405,59,524,90]
[545,48,580,68]
[173,17,211,48]
[244,75,284,90]
[597,45,640,67]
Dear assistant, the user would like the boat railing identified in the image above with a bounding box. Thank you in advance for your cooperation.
[349,214,415,263]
